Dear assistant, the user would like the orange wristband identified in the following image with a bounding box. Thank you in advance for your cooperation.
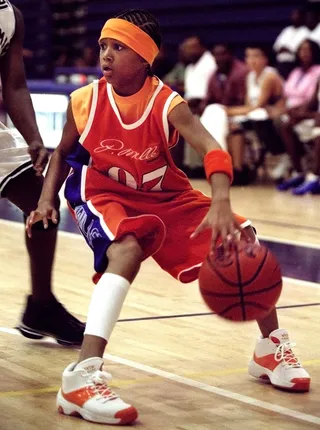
[204,149,233,183]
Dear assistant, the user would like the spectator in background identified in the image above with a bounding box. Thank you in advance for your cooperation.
[203,44,248,107]
[55,48,69,67]
[163,43,187,95]
[271,38,320,190]
[200,43,248,158]
[152,45,175,80]
[200,45,284,185]
[283,39,320,111]
[273,8,309,79]
[73,46,99,68]
[276,78,320,195]
[181,36,216,175]
[306,8,320,44]
[226,45,285,184]
[182,36,216,113]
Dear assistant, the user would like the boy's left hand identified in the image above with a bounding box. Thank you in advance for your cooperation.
[190,198,242,254]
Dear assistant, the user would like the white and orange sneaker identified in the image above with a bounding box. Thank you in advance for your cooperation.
[57,357,138,425]
[248,329,310,392]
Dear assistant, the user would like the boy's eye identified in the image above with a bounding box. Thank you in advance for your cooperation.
[114,44,123,51]
[99,43,106,50]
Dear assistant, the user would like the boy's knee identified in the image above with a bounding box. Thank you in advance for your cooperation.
[107,235,144,265]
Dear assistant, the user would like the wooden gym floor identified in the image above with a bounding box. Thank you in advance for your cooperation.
[0,182,319,429]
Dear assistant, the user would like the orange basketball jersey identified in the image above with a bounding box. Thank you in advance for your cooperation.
[69,77,191,198]
[65,77,251,282]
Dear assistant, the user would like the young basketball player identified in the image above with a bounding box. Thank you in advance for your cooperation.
[26,9,310,425]
[0,1,84,345]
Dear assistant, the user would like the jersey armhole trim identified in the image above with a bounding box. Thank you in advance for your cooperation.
[79,81,99,144]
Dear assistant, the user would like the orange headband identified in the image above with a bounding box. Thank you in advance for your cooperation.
[99,18,159,65]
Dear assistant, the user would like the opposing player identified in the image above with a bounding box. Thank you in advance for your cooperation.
[27,9,310,425]
[0,1,84,345]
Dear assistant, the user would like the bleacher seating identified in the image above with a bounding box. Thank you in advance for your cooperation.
[15,0,305,77]
[86,0,304,58]
[14,0,52,78]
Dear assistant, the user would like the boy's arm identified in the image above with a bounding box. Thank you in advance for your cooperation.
[168,103,241,250]
[26,102,79,234]
[39,102,79,203]
[168,102,230,198]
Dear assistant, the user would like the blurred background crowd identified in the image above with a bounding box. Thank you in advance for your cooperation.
[11,0,320,194]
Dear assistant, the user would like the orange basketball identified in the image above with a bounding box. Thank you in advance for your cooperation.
[198,242,282,321]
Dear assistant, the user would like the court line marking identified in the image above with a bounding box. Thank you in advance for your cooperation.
[2,359,320,399]
[0,327,320,425]
[117,302,320,323]
[104,354,320,426]
[2,217,320,250]
[1,219,320,289]
[1,211,319,238]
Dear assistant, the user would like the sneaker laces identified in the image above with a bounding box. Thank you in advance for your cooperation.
[274,341,301,368]
[88,370,118,402]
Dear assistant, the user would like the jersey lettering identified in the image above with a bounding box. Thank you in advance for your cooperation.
[107,165,168,191]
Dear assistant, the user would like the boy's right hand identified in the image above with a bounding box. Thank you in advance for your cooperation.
[26,201,59,238]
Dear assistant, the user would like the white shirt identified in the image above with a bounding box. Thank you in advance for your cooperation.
[184,51,216,100]
[309,23,320,46]
[273,25,310,62]
[0,0,15,57]
[247,66,278,107]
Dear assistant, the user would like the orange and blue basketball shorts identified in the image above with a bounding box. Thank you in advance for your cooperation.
[66,167,251,283]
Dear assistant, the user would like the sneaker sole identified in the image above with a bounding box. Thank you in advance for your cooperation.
[16,324,82,346]
[57,389,138,425]
[248,360,310,392]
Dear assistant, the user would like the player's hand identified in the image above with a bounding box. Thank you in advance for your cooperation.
[190,198,246,255]
[28,141,49,176]
[26,201,59,238]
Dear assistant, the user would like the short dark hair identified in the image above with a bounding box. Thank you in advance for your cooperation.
[212,43,234,54]
[115,9,162,50]
[246,43,274,64]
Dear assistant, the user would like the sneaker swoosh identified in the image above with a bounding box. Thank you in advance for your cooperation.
[254,352,279,371]
[62,387,95,407]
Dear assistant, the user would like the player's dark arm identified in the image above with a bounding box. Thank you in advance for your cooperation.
[0,6,42,145]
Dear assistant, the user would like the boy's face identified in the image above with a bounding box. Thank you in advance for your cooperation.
[99,38,147,93]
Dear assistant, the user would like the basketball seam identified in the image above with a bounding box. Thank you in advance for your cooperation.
[235,249,246,320]
[201,279,282,298]
[219,301,271,316]
[206,247,270,288]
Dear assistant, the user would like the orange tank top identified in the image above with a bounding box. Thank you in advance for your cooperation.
[70,77,192,193]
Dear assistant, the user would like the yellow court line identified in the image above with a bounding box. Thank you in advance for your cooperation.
[0,386,59,398]
[1,358,320,399]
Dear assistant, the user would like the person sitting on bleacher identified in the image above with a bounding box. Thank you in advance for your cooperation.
[202,44,248,110]
[199,44,248,181]
[276,78,320,195]
[271,39,320,194]
[273,8,309,79]
[227,45,286,184]
[200,44,285,185]
[182,36,216,114]
[181,36,216,176]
